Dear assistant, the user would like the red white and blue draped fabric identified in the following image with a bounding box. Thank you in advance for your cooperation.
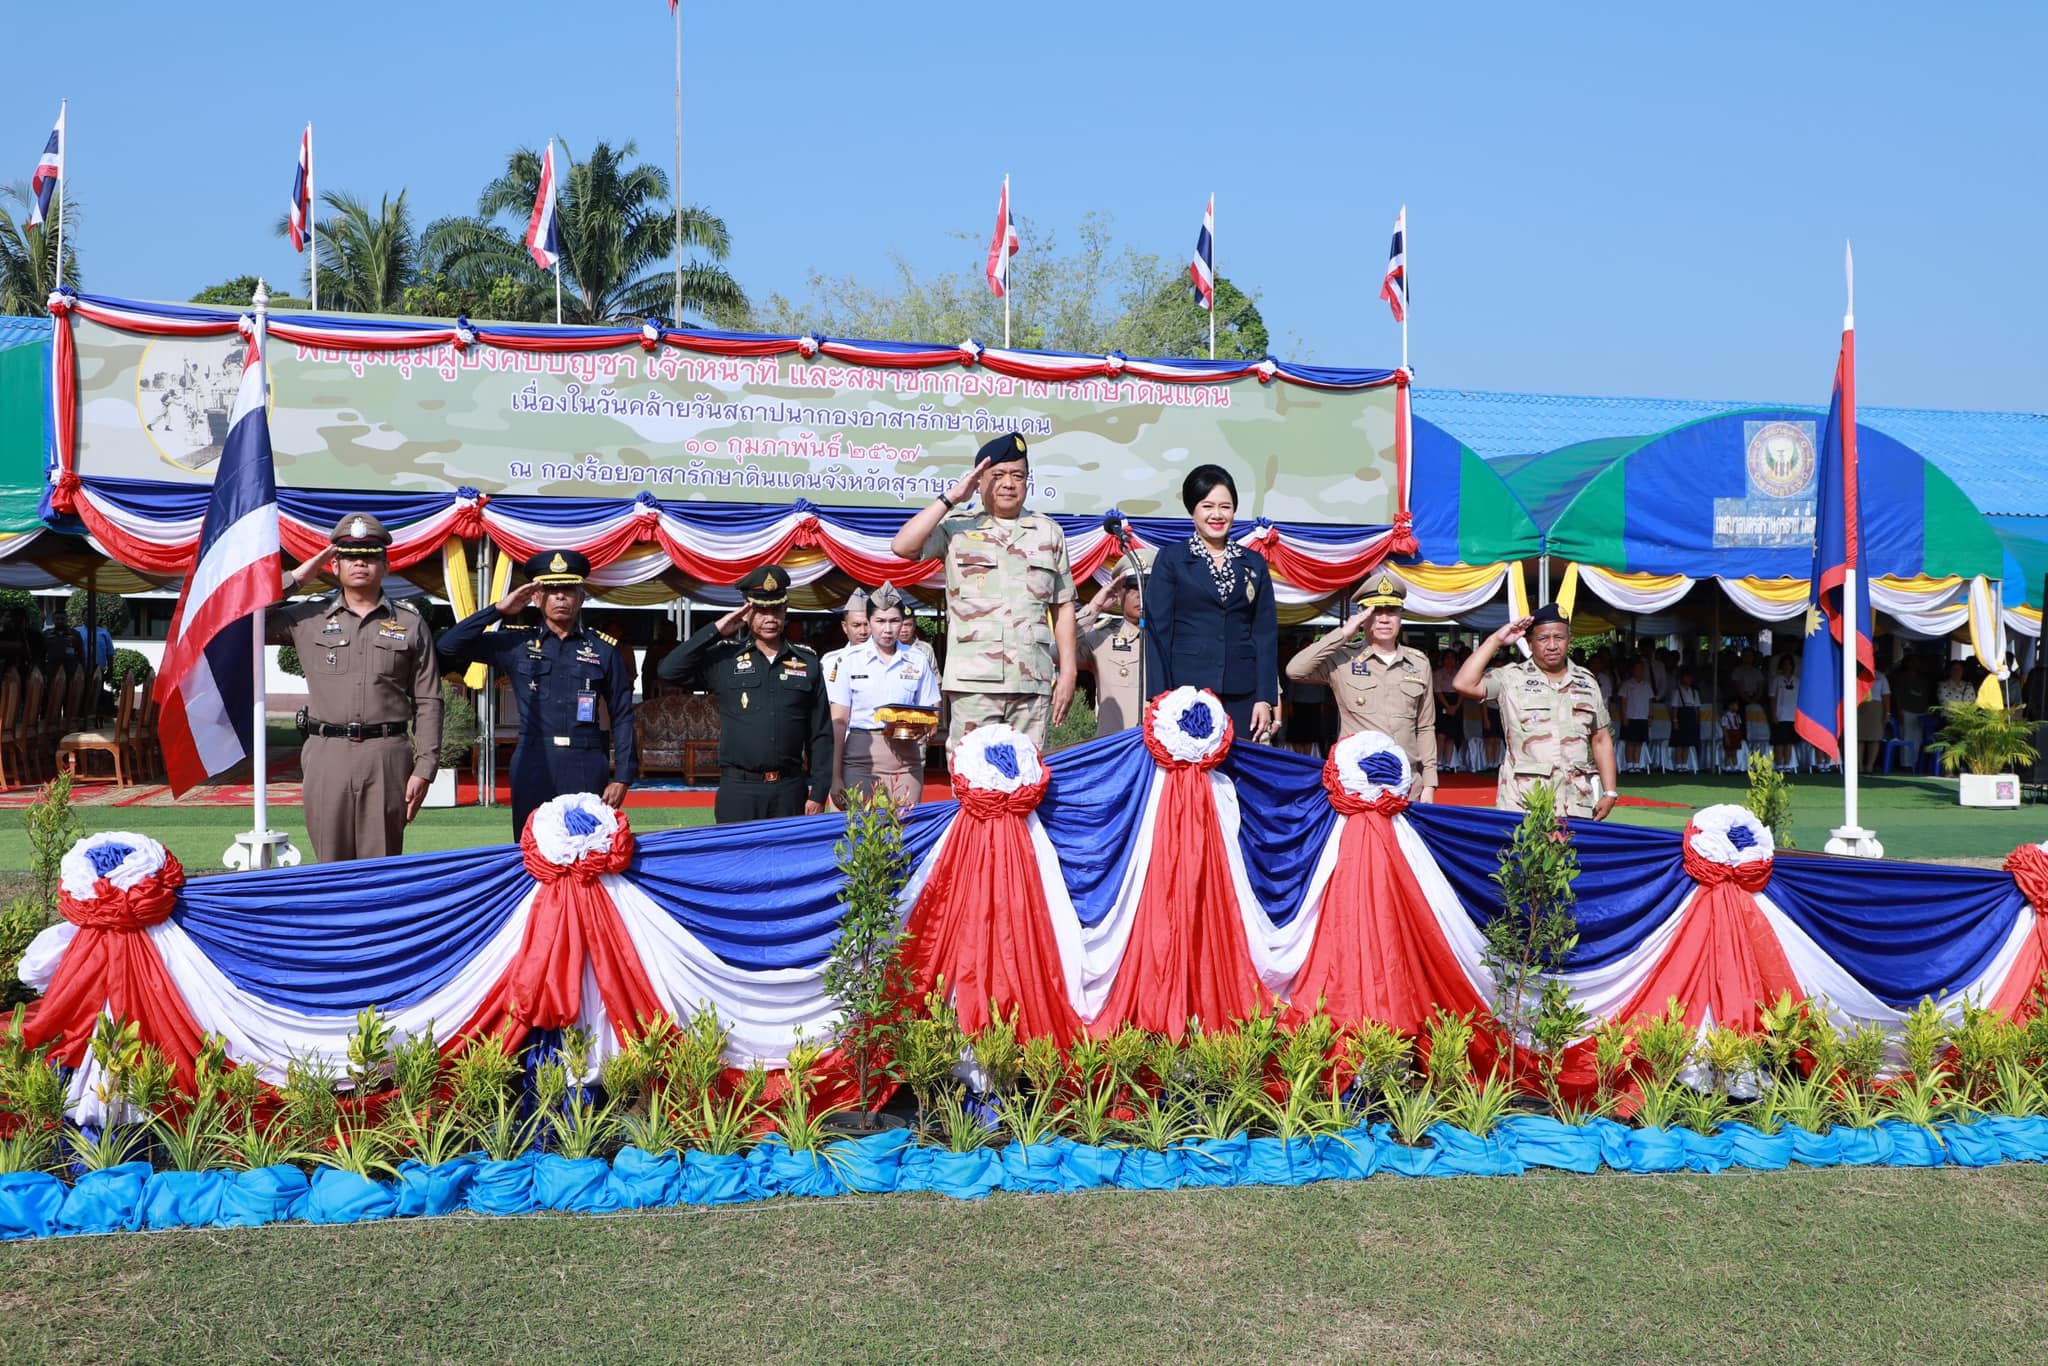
[153,318,280,795]
[1795,319,1875,759]
[39,292,1406,593]
[1379,205,1407,324]
[985,179,1017,298]
[31,726,2047,1118]
[1189,196,1215,311]
[525,141,561,272]
[286,125,312,254]
[27,106,62,231]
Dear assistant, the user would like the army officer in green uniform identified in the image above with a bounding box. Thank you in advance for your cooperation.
[658,565,832,823]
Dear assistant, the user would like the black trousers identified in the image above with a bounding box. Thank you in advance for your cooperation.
[715,775,809,824]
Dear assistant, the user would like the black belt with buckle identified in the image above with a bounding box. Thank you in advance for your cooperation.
[724,765,801,783]
[545,733,611,751]
[297,711,410,742]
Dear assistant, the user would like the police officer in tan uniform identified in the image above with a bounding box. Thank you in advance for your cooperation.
[1076,565,1147,738]
[1285,569,1437,800]
[270,514,443,862]
[1453,603,1619,819]
[890,432,1078,751]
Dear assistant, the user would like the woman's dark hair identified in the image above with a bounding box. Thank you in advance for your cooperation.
[1181,464,1239,513]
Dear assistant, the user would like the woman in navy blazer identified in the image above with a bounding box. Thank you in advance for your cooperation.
[1143,465,1279,742]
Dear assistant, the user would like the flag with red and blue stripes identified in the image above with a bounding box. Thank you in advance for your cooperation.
[155,327,282,796]
[985,179,1017,298]
[27,107,63,232]
[1379,206,1407,323]
[525,141,561,271]
[1189,195,1215,311]
[1793,321,1874,760]
[286,125,312,253]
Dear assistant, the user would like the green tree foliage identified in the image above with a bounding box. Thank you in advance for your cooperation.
[64,588,128,635]
[0,182,79,316]
[422,141,744,325]
[276,190,420,313]
[189,276,309,310]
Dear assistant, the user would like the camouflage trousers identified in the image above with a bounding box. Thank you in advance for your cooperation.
[945,690,1052,755]
[1496,765,1600,818]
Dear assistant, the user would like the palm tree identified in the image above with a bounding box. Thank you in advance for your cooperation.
[425,141,744,325]
[0,182,79,315]
[276,189,419,313]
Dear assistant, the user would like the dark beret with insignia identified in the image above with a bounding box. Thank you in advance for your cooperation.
[1530,602,1569,629]
[739,564,791,608]
[977,432,1029,467]
[525,549,591,586]
[331,513,392,557]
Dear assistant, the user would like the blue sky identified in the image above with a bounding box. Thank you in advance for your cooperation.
[5,1,2042,411]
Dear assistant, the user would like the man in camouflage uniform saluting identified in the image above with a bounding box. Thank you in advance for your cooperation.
[890,432,1077,751]
[1453,602,1618,819]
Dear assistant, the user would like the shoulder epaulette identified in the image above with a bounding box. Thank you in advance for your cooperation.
[393,599,420,613]
[593,629,619,647]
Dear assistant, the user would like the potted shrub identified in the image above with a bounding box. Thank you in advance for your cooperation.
[1934,703,2037,808]
[427,682,478,808]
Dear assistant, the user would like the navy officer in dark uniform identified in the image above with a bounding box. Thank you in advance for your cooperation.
[437,549,637,838]
[658,565,831,823]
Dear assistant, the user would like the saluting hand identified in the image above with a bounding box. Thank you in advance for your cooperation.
[289,542,341,590]
[494,582,543,615]
[1497,615,1535,647]
[948,457,992,508]
[715,603,754,638]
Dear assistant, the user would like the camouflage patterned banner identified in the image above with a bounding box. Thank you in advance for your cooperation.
[72,314,1400,524]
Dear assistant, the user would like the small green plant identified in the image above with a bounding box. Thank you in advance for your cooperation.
[392,1104,476,1167]
[825,785,912,1116]
[1341,1021,1413,1111]
[21,773,81,918]
[345,1006,397,1096]
[1631,1000,1694,1088]
[971,1006,1025,1101]
[995,1084,1065,1147]
[448,1034,522,1119]
[439,680,479,769]
[1700,1026,1760,1097]
[1442,1072,1516,1138]
[1383,1083,1447,1148]
[895,990,966,1137]
[1424,1008,1476,1093]
[1119,1090,1199,1151]
[316,1114,401,1180]
[1590,1018,1633,1115]
[1774,1071,1837,1132]
[1837,1022,1890,1097]
[1674,1083,1731,1135]
[546,1087,622,1161]
[280,1047,341,1141]
[1990,1057,2048,1119]
[1744,751,1794,848]
[1950,1001,2021,1102]
[676,1063,768,1156]
[391,1025,443,1115]
[477,1092,547,1163]
[1933,703,2039,777]
[1531,978,1593,1120]
[1757,992,1807,1083]
[769,1038,847,1156]
[931,1086,995,1153]
[1885,1072,1958,1134]
[1631,1076,1689,1131]
[1482,780,1581,1082]
[67,1121,149,1172]
[221,1115,309,1172]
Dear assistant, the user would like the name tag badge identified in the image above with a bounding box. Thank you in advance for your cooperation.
[576,688,597,724]
[1351,660,1371,676]
[1112,636,1133,653]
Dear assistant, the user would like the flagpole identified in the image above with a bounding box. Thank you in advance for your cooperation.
[1400,204,1409,373]
[53,99,66,288]
[1003,174,1012,349]
[1208,191,1216,361]
[673,0,684,323]
[1826,240,1880,859]
[307,123,318,312]
[555,261,563,326]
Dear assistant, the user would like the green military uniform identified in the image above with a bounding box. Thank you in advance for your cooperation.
[1483,657,1610,817]
[919,434,1074,751]
[1284,571,1437,795]
[657,566,831,823]
[269,513,443,863]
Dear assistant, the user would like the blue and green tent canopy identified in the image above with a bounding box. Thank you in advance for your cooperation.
[1406,416,1542,566]
[0,316,49,537]
[1991,516,2048,611]
[1517,408,2002,581]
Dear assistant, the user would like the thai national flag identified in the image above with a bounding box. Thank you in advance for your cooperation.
[155,328,282,797]
[1379,205,1407,323]
[1189,195,1215,311]
[27,107,63,233]
[525,141,561,271]
[985,178,1018,298]
[1793,315,1874,761]
[286,125,312,253]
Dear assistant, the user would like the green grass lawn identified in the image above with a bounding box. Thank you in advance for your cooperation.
[4,1168,2047,1362]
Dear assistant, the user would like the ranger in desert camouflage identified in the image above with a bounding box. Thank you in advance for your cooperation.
[1453,603,1618,819]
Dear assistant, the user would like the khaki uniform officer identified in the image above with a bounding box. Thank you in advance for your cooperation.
[269,514,443,862]
[1285,570,1437,800]
[1453,603,1618,819]
[889,432,1079,752]
[1076,566,1146,738]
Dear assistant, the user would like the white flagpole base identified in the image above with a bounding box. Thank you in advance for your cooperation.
[1824,824,1884,859]
[225,829,300,871]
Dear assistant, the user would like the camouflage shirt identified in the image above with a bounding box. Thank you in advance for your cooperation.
[1482,659,1610,816]
[920,510,1074,695]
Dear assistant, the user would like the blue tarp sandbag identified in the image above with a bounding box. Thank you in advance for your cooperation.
[758,1140,845,1200]
[58,1162,150,1234]
[1877,1122,1946,1169]
[1831,1125,1894,1167]
[0,1172,67,1240]
[1059,1142,1122,1191]
[393,1159,476,1218]
[919,1149,1002,1200]
[305,1167,397,1225]
[217,1165,308,1227]
[1720,1123,1794,1171]
[1429,1124,1524,1178]
[682,1149,762,1206]
[1940,1120,2003,1169]
[1587,1118,1635,1171]
[533,1154,621,1213]
[1373,1126,1439,1178]
[1324,1128,1380,1181]
[1979,1115,2048,1163]
[1112,1147,1184,1191]
[608,1147,682,1208]
[1679,1128,1734,1174]
[1174,1137,1245,1188]
[1498,1116,1601,1173]
[834,1130,913,1193]
[1786,1124,1841,1167]
[1243,1136,1330,1186]
[142,1169,226,1230]
[999,1139,1072,1194]
[1624,1127,1688,1173]
[467,1153,540,1216]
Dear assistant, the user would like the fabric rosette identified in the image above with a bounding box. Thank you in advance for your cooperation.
[948,724,1049,815]
[1993,841,2048,1017]
[1683,805,1774,892]
[2006,840,2048,911]
[1323,730,1413,816]
[521,794,634,883]
[1143,687,1233,769]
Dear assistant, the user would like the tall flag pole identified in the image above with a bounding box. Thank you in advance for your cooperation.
[1190,193,1216,358]
[287,124,317,311]
[672,0,684,323]
[1381,205,1413,560]
[1796,241,1881,858]
[525,140,563,324]
[986,175,1018,346]
[28,102,65,277]
[1380,204,1408,363]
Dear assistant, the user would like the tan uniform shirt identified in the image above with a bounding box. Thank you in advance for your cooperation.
[269,593,443,781]
[920,510,1075,695]
[1077,602,1144,737]
[1286,626,1437,791]
[1481,659,1609,816]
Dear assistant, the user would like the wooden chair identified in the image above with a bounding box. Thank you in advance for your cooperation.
[0,669,20,788]
[58,671,137,786]
[32,665,69,779]
[79,666,103,726]
[134,683,162,782]
[9,669,45,784]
